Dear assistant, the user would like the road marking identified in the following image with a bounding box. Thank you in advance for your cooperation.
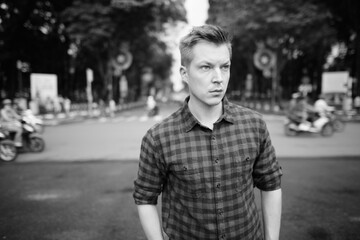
[87,115,164,123]
[349,216,360,222]
[25,191,79,201]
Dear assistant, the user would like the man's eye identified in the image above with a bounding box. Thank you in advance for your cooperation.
[200,66,210,70]
[222,65,230,70]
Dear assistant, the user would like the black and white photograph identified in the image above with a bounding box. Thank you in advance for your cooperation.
[0,0,360,239]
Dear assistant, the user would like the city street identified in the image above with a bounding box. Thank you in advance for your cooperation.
[1,103,360,240]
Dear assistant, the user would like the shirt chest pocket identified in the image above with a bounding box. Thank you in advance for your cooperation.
[231,151,255,193]
[170,162,206,199]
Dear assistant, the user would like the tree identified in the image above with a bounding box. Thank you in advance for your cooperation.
[207,0,338,102]
[60,0,187,102]
[0,0,187,102]
[313,0,360,96]
[0,0,71,98]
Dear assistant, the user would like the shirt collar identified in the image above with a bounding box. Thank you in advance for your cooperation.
[181,96,236,132]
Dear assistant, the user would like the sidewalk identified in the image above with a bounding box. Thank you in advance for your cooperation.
[39,101,146,126]
[39,100,360,127]
[28,101,360,162]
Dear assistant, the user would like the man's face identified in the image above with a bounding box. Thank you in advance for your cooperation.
[4,104,11,109]
[180,41,231,108]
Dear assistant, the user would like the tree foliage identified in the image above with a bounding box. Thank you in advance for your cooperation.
[60,0,187,101]
[0,0,187,101]
[0,0,71,98]
[313,0,360,96]
[207,0,342,99]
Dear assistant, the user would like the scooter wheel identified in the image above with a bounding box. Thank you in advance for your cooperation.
[284,124,297,136]
[321,123,334,137]
[29,136,45,152]
[332,119,345,132]
[0,140,18,162]
[35,124,45,134]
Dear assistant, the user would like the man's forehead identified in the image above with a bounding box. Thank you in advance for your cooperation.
[191,43,230,63]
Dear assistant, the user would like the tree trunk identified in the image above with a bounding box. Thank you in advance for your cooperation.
[355,31,360,97]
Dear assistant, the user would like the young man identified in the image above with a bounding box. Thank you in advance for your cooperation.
[134,25,282,240]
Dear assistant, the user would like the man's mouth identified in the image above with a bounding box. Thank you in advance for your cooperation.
[210,89,223,93]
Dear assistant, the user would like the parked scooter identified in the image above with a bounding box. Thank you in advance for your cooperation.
[8,119,45,153]
[0,126,17,162]
[284,113,334,137]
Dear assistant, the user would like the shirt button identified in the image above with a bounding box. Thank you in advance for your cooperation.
[211,136,216,140]
[216,183,221,188]
[215,159,219,164]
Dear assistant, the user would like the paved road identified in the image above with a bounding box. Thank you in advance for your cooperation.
[1,102,360,240]
[13,102,360,163]
[1,159,360,240]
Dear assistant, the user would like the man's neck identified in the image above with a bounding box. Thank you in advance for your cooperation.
[188,98,223,130]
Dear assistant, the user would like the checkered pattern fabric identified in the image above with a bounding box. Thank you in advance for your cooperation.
[134,97,282,240]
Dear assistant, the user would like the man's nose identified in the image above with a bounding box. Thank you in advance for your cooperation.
[212,68,223,83]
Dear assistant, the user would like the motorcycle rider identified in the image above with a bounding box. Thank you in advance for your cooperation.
[287,92,317,131]
[314,94,335,117]
[0,99,23,147]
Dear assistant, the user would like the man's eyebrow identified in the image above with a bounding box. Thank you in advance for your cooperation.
[198,60,231,65]
[197,61,213,65]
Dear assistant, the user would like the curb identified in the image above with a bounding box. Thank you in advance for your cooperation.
[39,101,146,126]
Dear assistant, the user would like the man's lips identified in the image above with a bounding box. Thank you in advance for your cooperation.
[209,89,223,93]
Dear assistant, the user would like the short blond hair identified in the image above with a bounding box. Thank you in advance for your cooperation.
[179,25,232,67]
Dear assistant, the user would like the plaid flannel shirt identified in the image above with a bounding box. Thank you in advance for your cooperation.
[134,97,282,240]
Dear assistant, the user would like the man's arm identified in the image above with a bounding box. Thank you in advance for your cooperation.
[137,204,164,240]
[0,109,11,121]
[261,188,282,240]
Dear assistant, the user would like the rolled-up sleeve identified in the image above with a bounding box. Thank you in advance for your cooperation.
[253,118,283,191]
[133,130,166,205]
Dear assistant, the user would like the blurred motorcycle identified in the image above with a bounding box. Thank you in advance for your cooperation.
[21,109,45,133]
[0,126,17,162]
[326,110,345,132]
[8,119,45,153]
[284,113,334,137]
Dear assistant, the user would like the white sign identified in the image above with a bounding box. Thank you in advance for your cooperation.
[321,71,350,93]
[30,73,58,102]
[86,68,93,83]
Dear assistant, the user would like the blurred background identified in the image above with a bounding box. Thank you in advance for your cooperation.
[0,0,359,116]
[1,1,360,240]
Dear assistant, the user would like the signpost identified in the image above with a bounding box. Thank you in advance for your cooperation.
[111,49,132,103]
[253,48,278,111]
[86,68,94,114]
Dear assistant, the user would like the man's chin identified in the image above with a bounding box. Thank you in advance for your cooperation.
[204,97,223,107]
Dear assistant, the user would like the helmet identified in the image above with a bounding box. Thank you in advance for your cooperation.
[2,99,11,105]
[291,93,300,99]
[291,92,304,100]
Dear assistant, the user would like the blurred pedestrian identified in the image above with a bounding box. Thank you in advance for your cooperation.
[354,96,360,114]
[0,99,23,146]
[134,24,282,240]
[298,69,313,97]
[146,95,159,117]
[64,98,71,116]
[109,99,116,118]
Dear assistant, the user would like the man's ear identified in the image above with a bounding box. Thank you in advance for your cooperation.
[180,66,188,84]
